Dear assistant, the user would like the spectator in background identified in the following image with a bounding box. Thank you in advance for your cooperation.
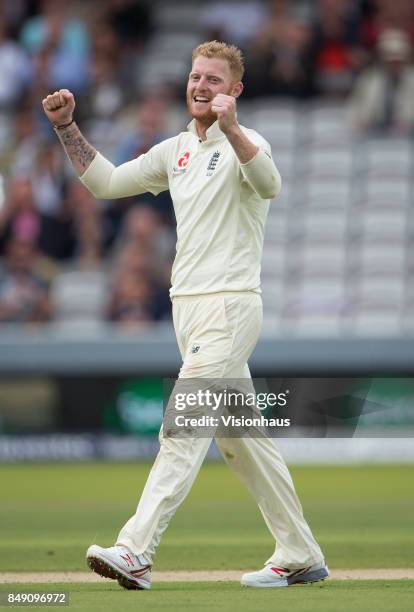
[89,15,120,60]
[308,0,367,97]
[0,106,38,176]
[117,205,173,278]
[0,14,30,110]
[349,29,414,134]
[0,151,100,265]
[0,0,33,39]
[0,173,64,276]
[20,0,90,94]
[73,19,128,160]
[106,268,156,329]
[116,96,169,164]
[113,242,150,279]
[246,0,315,98]
[85,51,126,122]
[107,205,173,324]
[65,180,102,268]
[360,0,414,50]
[107,241,169,327]
[31,142,65,219]
[104,0,153,55]
[100,96,174,233]
[0,175,41,256]
[30,142,76,261]
[0,236,53,324]
[199,0,267,49]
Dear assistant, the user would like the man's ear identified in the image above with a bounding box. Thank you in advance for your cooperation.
[232,81,244,98]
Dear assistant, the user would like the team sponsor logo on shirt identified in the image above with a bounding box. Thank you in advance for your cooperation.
[172,151,191,176]
[206,150,221,176]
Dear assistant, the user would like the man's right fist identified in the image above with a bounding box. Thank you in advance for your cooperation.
[42,89,75,126]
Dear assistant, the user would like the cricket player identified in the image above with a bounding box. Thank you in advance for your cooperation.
[42,41,328,590]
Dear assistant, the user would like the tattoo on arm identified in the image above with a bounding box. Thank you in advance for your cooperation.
[55,122,97,175]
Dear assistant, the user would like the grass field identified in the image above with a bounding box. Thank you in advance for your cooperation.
[1,581,414,612]
[1,462,413,611]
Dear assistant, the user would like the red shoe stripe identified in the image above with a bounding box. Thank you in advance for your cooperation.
[270,567,290,575]
[120,553,134,566]
[130,567,150,577]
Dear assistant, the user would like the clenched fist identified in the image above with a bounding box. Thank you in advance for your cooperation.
[211,93,238,134]
[42,89,75,127]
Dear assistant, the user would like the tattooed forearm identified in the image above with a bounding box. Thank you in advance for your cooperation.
[55,122,97,176]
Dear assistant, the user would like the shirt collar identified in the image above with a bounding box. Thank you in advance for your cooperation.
[187,119,226,142]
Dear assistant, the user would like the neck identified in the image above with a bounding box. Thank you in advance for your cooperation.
[195,117,215,141]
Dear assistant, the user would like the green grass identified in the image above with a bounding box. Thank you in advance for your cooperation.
[1,463,413,611]
[0,463,413,572]
[1,581,414,612]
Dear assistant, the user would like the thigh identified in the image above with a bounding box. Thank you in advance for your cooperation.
[177,294,262,379]
[222,294,262,377]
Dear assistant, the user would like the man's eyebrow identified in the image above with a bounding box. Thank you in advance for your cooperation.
[189,72,224,80]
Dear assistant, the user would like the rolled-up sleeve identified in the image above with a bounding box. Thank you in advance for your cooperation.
[80,140,170,200]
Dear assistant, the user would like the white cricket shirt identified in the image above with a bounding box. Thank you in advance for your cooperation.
[80,119,281,297]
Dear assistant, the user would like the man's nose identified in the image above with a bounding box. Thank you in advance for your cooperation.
[196,76,209,89]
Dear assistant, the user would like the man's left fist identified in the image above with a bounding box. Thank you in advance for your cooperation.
[211,94,237,133]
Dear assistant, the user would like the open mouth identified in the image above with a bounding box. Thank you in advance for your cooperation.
[193,96,210,104]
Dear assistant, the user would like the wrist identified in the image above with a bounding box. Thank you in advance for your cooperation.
[223,122,241,138]
[53,117,74,130]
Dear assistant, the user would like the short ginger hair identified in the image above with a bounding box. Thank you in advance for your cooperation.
[192,40,245,81]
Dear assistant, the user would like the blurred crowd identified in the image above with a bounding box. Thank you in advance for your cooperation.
[204,0,414,114]
[0,0,413,327]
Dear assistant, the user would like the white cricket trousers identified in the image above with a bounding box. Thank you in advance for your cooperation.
[116,292,324,568]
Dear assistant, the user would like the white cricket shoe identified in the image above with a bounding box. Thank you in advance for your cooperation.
[86,544,151,590]
[241,561,329,588]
